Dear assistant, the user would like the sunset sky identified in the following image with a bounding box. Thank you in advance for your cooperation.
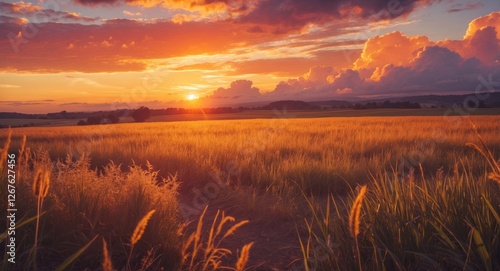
[0,0,499,113]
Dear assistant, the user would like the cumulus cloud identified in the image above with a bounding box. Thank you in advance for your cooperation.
[210,80,261,99]
[436,12,500,66]
[354,31,431,70]
[469,26,500,65]
[264,12,500,99]
[464,11,500,40]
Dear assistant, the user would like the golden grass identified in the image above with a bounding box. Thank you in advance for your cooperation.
[32,168,50,198]
[349,185,367,271]
[0,128,11,168]
[127,209,156,269]
[131,210,156,246]
[31,166,51,267]
[1,115,499,270]
[349,185,367,238]
[235,242,253,271]
[4,116,500,195]
[102,238,114,271]
[182,206,250,271]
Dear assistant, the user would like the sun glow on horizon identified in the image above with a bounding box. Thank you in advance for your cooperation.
[187,94,199,101]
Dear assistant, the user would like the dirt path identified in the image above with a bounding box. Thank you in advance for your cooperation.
[180,192,308,270]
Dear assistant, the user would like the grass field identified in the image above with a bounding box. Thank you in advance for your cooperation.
[1,115,499,270]
[3,108,500,128]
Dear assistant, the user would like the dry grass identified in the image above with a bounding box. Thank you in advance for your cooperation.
[4,116,500,195]
[181,206,251,271]
[1,115,499,270]
[102,238,114,271]
[349,185,367,271]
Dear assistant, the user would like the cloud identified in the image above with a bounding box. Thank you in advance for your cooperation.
[0,1,42,14]
[371,46,479,94]
[0,19,276,72]
[0,2,100,23]
[438,11,500,65]
[210,80,261,99]
[464,11,500,40]
[72,0,438,33]
[123,10,141,16]
[469,26,500,65]
[74,0,236,18]
[236,0,438,33]
[0,99,55,106]
[259,12,500,100]
[447,1,483,13]
[0,84,21,88]
[354,31,431,70]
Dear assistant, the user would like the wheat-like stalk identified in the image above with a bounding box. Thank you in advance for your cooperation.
[33,169,43,197]
[41,170,50,198]
[17,135,27,180]
[102,238,114,271]
[31,168,50,268]
[33,169,50,198]
[127,209,156,270]
[488,172,500,185]
[131,210,156,246]
[350,185,367,271]
[0,129,12,171]
[349,185,367,238]
[222,220,249,239]
[235,242,254,271]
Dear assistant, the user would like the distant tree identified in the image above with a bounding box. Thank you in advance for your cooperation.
[107,113,119,124]
[86,115,104,125]
[131,106,150,122]
[353,103,365,109]
[77,120,87,126]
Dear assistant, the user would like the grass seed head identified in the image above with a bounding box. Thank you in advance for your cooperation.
[235,242,254,271]
[131,210,156,246]
[102,238,114,271]
[349,185,367,238]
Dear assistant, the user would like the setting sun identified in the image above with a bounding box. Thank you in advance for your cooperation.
[187,94,199,101]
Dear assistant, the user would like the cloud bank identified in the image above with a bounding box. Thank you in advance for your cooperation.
[203,11,500,104]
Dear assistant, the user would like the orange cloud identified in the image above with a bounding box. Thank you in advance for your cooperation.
[464,11,500,40]
[0,2,99,23]
[73,0,439,34]
[7,1,42,14]
[0,19,277,72]
[267,12,500,100]
[354,31,432,70]
[123,10,142,16]
[438,11,500,65]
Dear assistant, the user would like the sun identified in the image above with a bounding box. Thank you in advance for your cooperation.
[187,94,199,101]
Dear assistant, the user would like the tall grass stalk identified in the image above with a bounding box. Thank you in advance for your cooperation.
[300,158,499,270]
[235,242,253,271]
[127,209,156,270]
[102,238,114,271]
[349,185,367,271]
[182,206,251,271]
[30,167,50,268]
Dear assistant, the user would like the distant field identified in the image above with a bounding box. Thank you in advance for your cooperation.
[2,108,500,128]
[0,118,79,127]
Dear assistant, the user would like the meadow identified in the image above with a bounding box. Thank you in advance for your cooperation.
[1,115,499,270]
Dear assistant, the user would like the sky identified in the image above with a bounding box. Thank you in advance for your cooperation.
[0,0,499,113]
